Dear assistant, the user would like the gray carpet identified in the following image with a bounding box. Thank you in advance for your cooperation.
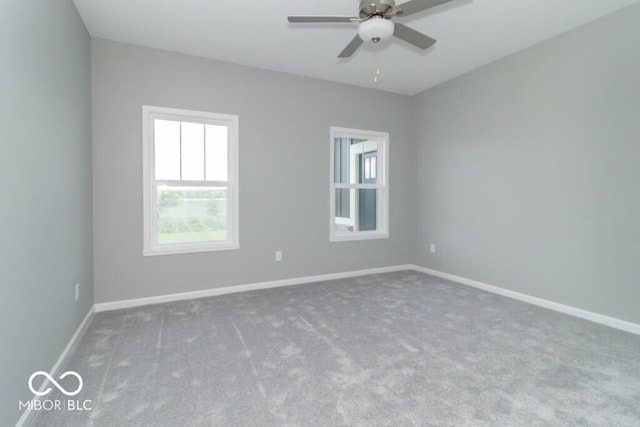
[26,271,640,426]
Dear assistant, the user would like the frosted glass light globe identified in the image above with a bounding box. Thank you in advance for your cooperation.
[358,17,394,43]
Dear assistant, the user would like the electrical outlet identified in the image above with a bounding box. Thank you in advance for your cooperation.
[75,283,80,301]
[430,244,436,254]
[275,251,283,262]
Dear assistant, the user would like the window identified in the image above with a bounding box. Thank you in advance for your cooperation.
[142,106,239,256]
[330,127,389,241]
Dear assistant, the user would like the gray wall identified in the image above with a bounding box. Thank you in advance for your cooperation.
[0,0,93,424]
[91,39,415,303]
[413,4,640,324]
[0,2,637,423]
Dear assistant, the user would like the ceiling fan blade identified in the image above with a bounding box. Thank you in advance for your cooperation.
[288,16,356,23]
[396,0,454,17]
[393,23,436,49]
[338,35,364,58]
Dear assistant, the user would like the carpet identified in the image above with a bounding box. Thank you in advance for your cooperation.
[26,271,640,426]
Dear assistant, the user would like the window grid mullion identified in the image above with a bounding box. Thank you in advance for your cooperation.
[203,124,207,181]
[179,121,183,181]
[155,180,229,188]
[333,183,381,190]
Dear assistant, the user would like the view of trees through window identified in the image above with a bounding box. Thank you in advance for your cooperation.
[152,118,230,245]
[157,186,227,243]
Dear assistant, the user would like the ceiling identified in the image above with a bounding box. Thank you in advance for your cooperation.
[73,0,639,96]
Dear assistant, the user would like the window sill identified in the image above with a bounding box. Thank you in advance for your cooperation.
[143,242,239,256]
[329,233,389,243]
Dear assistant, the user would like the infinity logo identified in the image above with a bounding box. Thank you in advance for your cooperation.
[28,371,84,397]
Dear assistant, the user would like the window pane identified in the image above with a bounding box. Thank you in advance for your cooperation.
[333,138,379,184]
[334,188,377,234]
[353,139,378,184]
[157,186,228,244]
[335,188,350,218]
[334,138,350,184]
[154,120,180,180]
[370,157,377,179]
[205,124,228,181]
[358,188,377,231]
[181,122,205,181]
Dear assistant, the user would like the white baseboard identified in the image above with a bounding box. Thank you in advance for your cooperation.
[15,306,95,427]
[94,263,640,335]
[410,265,640,335]
[94,265,413,312]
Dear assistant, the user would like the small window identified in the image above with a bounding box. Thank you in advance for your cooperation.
[142,106,239,256]
[330,127,389,242]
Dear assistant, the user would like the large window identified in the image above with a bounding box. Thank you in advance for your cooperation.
[330,127,389,241]
[142,106,239,256]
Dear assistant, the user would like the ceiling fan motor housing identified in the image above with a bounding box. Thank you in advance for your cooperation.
[359,0,396,18]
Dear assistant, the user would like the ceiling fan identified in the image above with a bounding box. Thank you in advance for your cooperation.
[288,0,454,58]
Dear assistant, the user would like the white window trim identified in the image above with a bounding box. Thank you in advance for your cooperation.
[329,126,389,242]
[142,105,239,256]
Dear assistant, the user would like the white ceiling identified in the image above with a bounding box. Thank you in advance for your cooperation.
[73,0,639,95]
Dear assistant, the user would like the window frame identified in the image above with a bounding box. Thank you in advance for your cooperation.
[329,126,389,242]
[142,105,239,256]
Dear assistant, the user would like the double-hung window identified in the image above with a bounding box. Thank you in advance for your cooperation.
[142,106,239,256]
[330,127,389,241]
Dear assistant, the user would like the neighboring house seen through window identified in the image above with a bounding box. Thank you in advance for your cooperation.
[330,127,389,241]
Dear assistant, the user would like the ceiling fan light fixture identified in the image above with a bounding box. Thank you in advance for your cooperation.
[289,0,448,58]
[358,17,394,44]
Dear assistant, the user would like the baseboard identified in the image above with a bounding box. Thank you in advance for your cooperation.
[94,264,413,312]
[410,265,640,335]
[15,306,95,427]
[95,263,640,335]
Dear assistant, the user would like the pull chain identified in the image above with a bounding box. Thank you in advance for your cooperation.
[373,51,380,85]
